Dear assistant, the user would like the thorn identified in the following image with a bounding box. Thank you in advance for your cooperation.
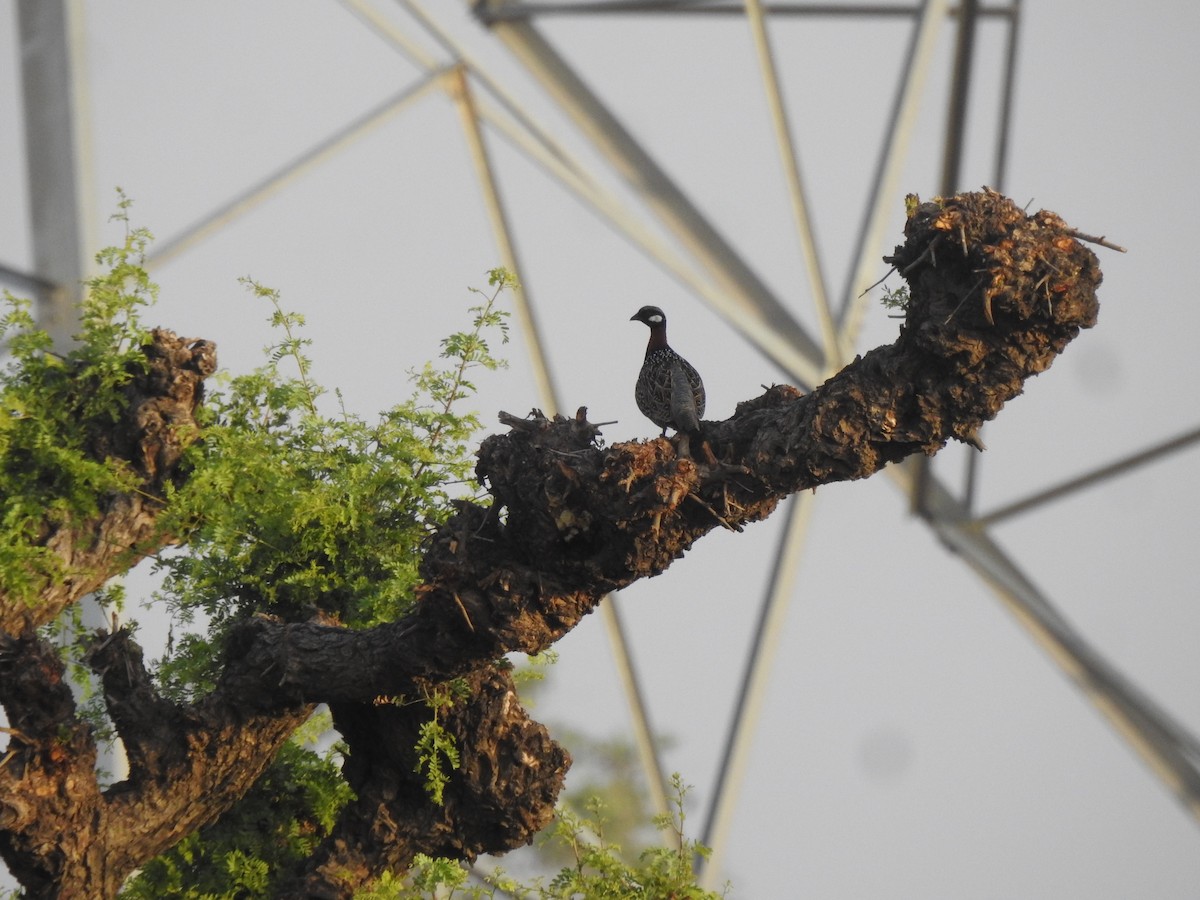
[1066,228,1127,253]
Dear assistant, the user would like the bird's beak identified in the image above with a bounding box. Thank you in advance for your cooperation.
[629,313,638,321]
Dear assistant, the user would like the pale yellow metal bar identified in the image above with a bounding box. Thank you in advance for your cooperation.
[146,73,445,267]
[449,65,556,416]
[839,0,949,347]
[700,491,819,888]
[742,0,840,369]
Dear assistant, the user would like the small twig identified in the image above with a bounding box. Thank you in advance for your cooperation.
[452,592,475,633]
[902,234,943,275]
[0,725,32,744]
[685,491,743,532]
[858,266,897,298]
[944,277,989,325]
[545,447,597,458]
[1067,228,1127,253]
[1034,273,1054,317]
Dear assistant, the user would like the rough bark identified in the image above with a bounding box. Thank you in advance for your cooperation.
[0,190,1103,898]
[284,665,569,898]
[0,629,308,897]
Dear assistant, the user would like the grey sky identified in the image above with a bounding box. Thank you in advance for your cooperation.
[2,2,1199,897]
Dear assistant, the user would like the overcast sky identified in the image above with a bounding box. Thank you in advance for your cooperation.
[3,2,1199,897]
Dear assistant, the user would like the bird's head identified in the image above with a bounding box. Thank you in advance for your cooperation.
[630,305,666,328]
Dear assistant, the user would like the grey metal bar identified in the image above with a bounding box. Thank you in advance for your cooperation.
[973,426,1200,529]
[145,73,445,267]
[992,0,1022,190]
[0,262,56,295]
[17,0,92,347]
[837,0,949,334]
[939,0,978,194]
[901,461,1200,821]
[700,491,818,886]
[964,0,1020,512]
[477,2,1014,20]
[913,0,978,516]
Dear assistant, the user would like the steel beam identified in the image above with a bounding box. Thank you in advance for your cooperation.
[17,0,93,347]
[838,0,949,339]
[895,457,1200,820]
[700,492,819,886]
[451,65,557,415]
[991,0,1022,189]
[742,0,837,367]
[939,0,978,194]
[147,73,445,267]
[973,425,1200,528]
[477,2,1014,20]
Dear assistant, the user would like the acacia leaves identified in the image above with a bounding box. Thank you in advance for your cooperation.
[153,273,514,699]
[0,197,154,608]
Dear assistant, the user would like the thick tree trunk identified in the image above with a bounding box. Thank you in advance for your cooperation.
[0,191,1103,897]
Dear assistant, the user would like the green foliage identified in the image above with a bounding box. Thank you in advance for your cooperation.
[150,272,513,698]
[413,717,460,808]
[512,650,559,687]
[542,776,720,900]
[0,192,154,606]
[879,284,911,312]
[411,681,470,806]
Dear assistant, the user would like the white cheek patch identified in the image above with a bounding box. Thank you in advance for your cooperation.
[649,314,664,323]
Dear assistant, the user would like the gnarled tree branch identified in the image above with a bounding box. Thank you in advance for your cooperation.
[220,190,1101,709]
[0,190,1103,897]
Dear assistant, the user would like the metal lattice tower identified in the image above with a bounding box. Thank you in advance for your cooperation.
[8,0,1200,891]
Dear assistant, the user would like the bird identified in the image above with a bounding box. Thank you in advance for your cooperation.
[630,305,706,438]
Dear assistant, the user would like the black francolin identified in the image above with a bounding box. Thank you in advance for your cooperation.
[630,305,706,437]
